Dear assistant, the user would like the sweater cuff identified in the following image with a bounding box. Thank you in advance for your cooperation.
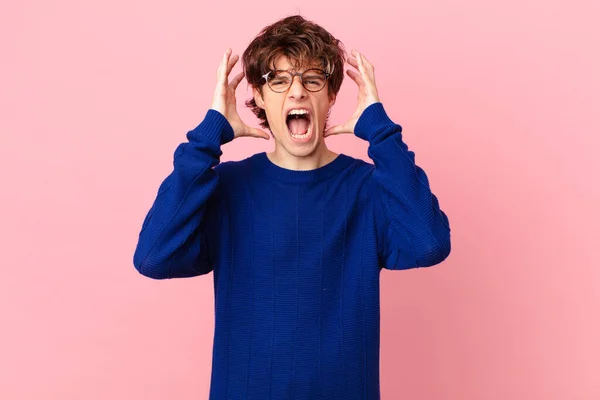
[354,102,400,143]
[188,109,235,146]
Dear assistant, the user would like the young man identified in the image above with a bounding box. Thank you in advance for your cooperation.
[133,15,451,399]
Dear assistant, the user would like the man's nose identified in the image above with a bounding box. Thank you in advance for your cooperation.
[288,75,307,99]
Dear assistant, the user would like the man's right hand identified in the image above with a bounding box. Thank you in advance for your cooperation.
[210,48,270,140]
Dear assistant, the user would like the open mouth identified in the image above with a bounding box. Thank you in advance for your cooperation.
[286,110,312,140]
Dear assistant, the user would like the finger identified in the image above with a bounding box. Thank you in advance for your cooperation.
[226,54,239,78]
[230,71,244,90]
[355,50,367,76]
[347,49,360,67]
[347,57,358,69]
[218,48,232,81]
[218,49,229,74]
[352,51,375,87]
[349,50,369,81]
[359,52,373,70]
[346,69,365,87]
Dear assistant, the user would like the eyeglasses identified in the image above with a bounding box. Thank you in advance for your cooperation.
[261,68,330,93]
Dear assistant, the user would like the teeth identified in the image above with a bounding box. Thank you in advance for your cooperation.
[290,131,310,139]
[288,109,309,116]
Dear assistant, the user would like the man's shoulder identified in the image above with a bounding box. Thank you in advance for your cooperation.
[340,153,374,173]
[214,152,262,180]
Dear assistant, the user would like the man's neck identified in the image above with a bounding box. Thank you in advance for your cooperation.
[267,145,338,171]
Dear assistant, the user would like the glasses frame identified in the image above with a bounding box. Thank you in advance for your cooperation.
[261,68,331,93]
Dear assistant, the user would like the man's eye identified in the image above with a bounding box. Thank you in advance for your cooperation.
[305,75,324,82]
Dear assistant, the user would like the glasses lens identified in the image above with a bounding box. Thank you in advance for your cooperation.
[266,69,328,92]
[268,71,292,92]
[302,69,327,91]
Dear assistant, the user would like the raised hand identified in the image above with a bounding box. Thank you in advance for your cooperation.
[210,48,270,140]
[324,49,381,137]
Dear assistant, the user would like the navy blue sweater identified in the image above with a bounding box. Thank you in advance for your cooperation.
[133,102,451,399]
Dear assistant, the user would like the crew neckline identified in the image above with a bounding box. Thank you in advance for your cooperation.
[251,152,355,183]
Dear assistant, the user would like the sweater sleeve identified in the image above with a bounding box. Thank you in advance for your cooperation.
[132,109,234,279]
[354,102,451,270]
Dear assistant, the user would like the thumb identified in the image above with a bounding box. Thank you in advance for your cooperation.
[247,126,271,140]
[324,123,351,137]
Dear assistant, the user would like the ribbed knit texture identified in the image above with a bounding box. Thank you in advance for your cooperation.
[133,102,451,399]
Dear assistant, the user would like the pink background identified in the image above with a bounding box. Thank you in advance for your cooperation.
[1,0,599,399]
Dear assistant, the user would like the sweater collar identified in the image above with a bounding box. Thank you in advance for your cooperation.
[252,152,354,183]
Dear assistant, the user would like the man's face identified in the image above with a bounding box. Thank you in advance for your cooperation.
[253,55,336,159]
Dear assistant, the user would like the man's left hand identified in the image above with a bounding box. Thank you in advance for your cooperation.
[324,49,381,137]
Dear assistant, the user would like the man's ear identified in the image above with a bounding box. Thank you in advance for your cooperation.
[253,88,265,109]
[328,93,336,109]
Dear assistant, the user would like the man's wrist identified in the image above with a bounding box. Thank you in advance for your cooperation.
[354,102,398,142]
[189,109,235,146]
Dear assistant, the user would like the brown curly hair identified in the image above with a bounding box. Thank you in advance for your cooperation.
[242,15,347,130]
